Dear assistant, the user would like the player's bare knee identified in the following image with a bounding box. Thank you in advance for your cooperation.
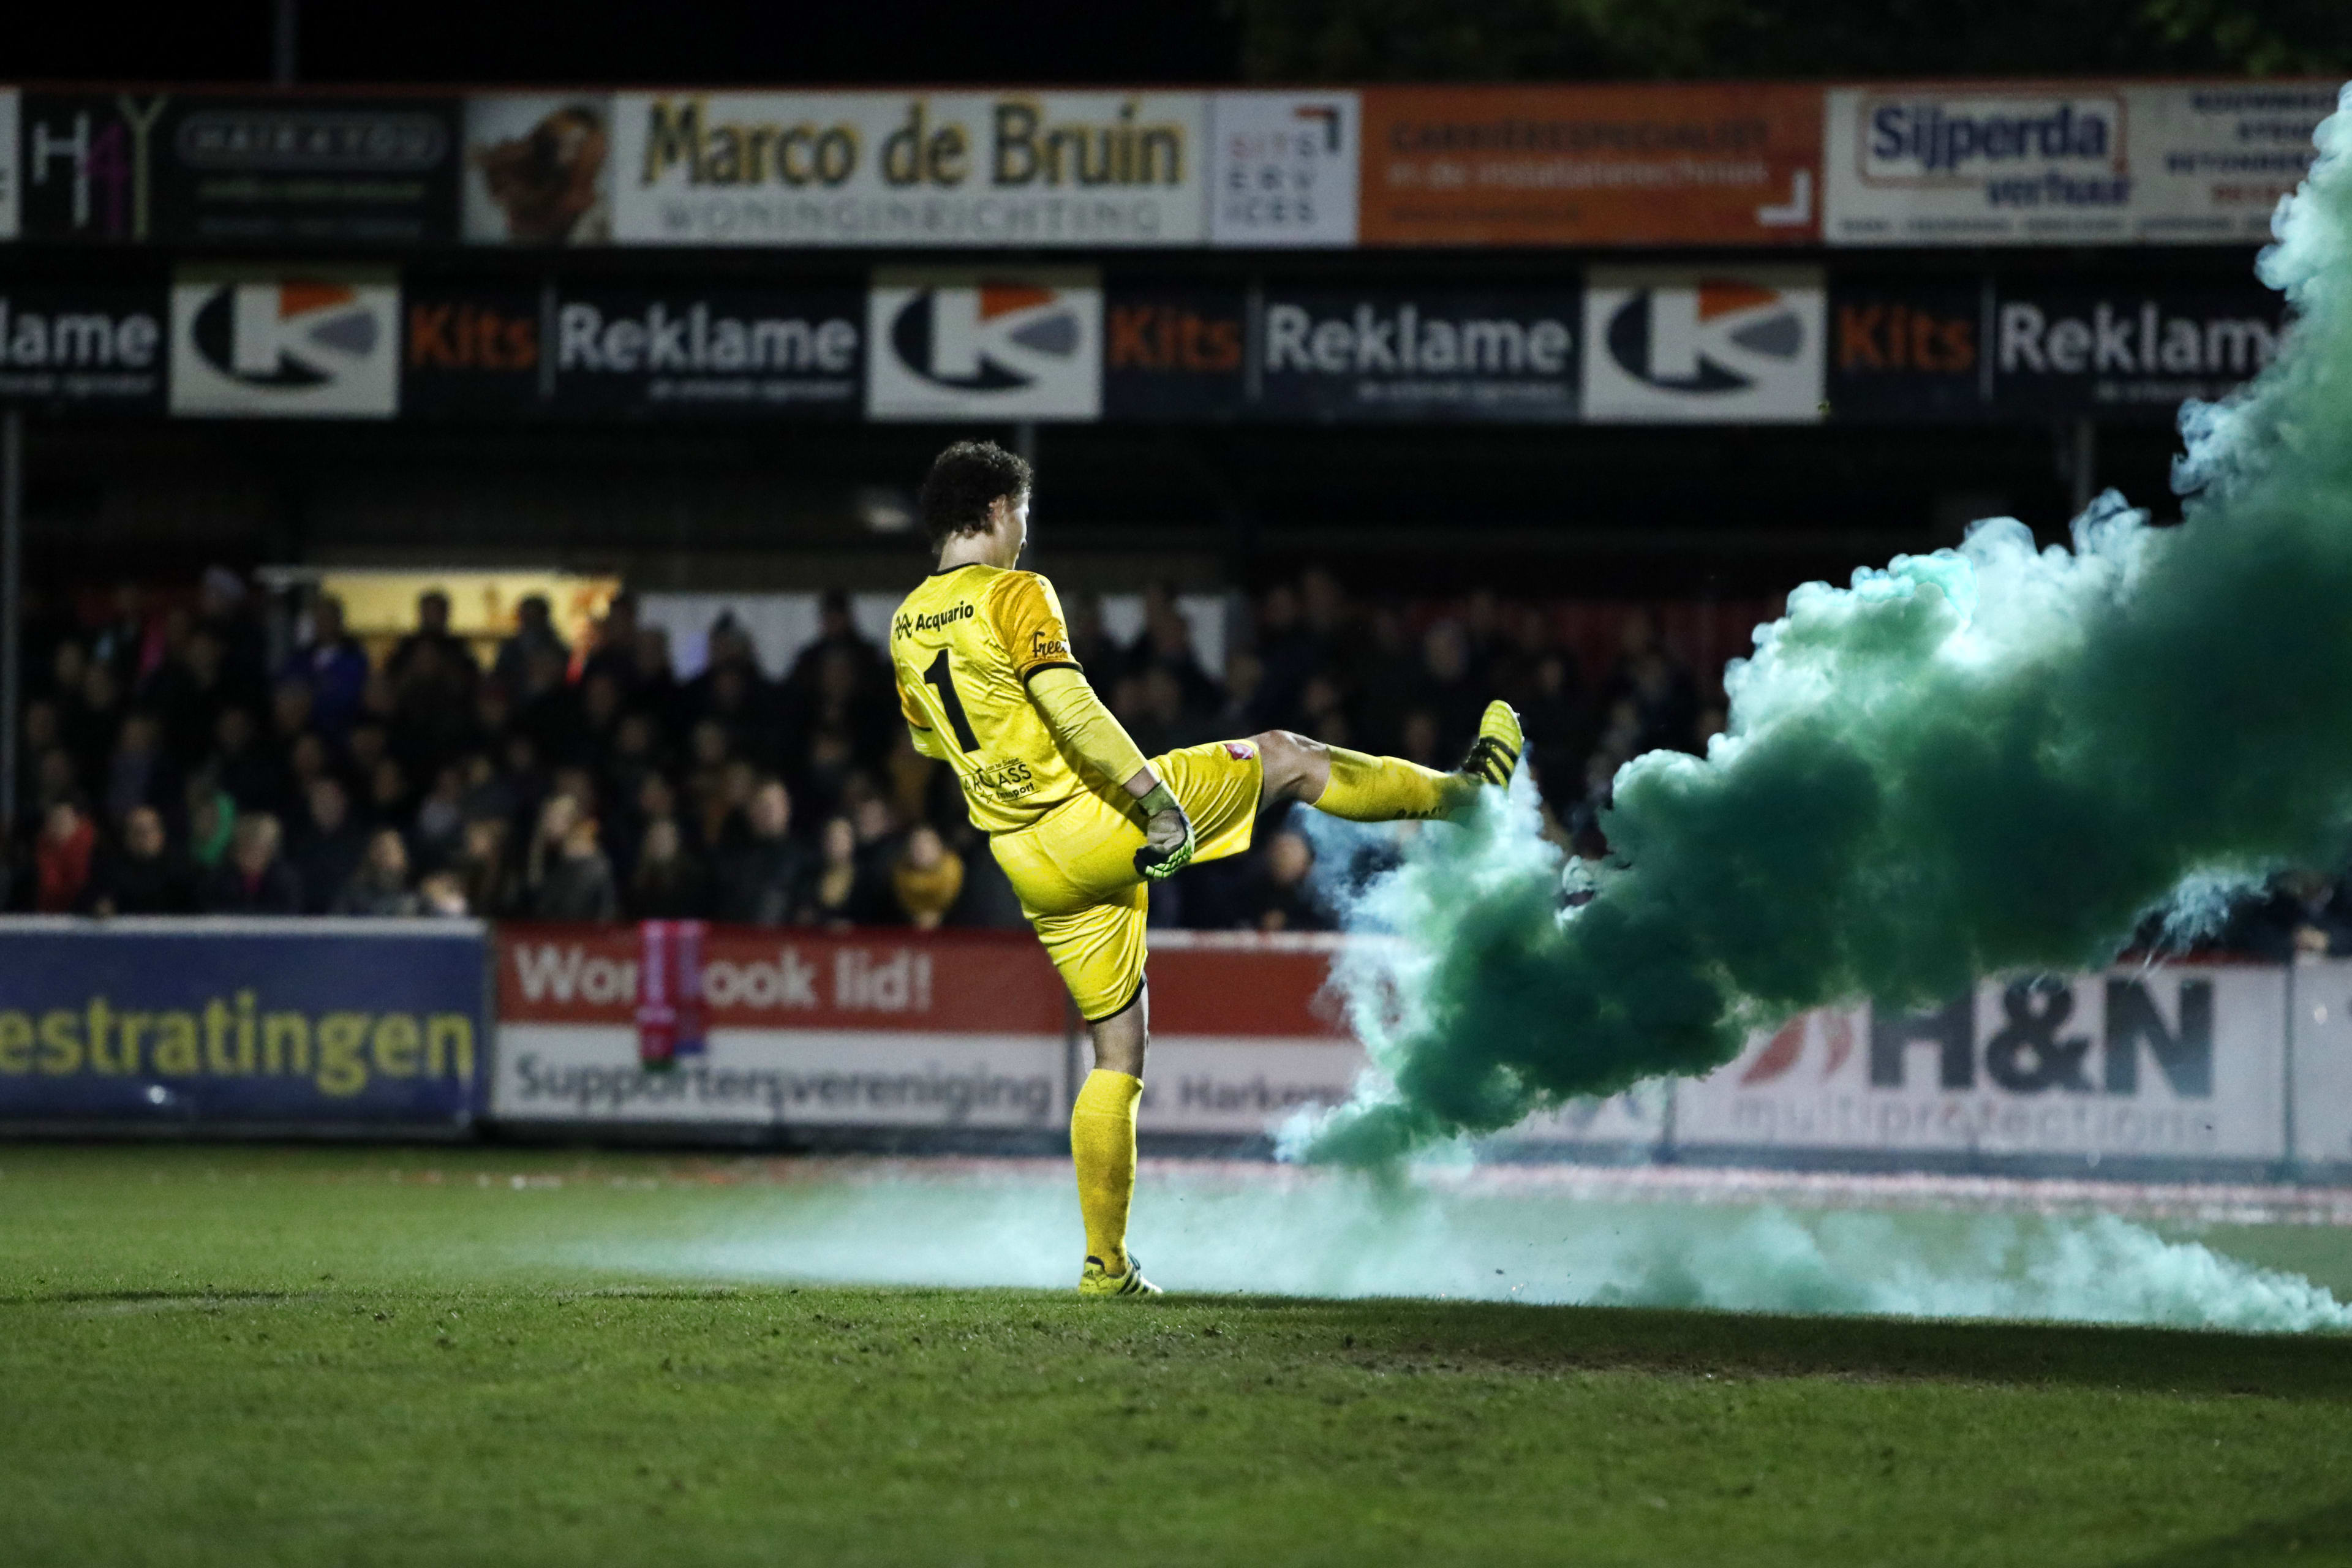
[1253,730,1327,805]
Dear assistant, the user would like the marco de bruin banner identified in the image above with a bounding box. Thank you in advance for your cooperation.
[0,919,488,1126]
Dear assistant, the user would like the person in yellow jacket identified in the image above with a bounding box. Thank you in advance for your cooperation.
[890,440,1522,1298]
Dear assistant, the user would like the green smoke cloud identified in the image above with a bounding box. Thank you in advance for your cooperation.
[1294,89,2352,1167]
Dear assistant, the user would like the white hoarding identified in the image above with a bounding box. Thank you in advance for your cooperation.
[168,271,400,418]
[866,267,1101,421]
[1823,81,2343,247]
[1207,91,1360,247]
[0,90,18,241]
[494,1024,1064,1129]
[2288,958,2352,1167]
[608,91,1208,247]
[1581,267,1825,423]
[1677,968,2288,1161]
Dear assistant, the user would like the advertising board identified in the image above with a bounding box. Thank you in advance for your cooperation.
[0,919,487,1127]
[492,925,1068,1130]
[1583,267,1825,423]
[1103,282,1247,419]
[0,281,168,412]
[1358,84,1820,247]
[402,280,543,418]
[1208,91,1359,247]
[554,284,863,418]
[169,268,401,418]
[1823,277,1986,421]
[2288,958,2352,1169]
[1825,275,2284,423]
[1676,967,2288,1163]
[15,92,461,246]
[0,89,17,241]
[608,91,1207,247]
[867,268,1101,421]
[1986,281,2285,417]
[1256,287,1581,422]
[462,94,614,245]
[1823,81,2341,246]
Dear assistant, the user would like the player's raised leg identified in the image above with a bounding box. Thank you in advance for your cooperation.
[1252,698,1522,821]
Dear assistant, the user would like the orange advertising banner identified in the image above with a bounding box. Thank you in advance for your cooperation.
[1358,83,1823,247]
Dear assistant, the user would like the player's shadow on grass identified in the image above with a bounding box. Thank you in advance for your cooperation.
[1243,1299,2352,1403]
[2111,1493,2352,1564]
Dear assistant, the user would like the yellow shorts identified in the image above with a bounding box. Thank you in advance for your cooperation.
[989,739,1264,1022]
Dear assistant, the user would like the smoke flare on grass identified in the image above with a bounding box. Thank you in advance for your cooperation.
[582,1163,2352,1335]
[1289,90,2352,1167]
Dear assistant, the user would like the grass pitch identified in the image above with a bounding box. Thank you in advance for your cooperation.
[3,1146,2351,1566]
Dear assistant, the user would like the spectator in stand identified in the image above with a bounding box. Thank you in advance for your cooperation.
[892,824,963,931]
[2226,870,2352,960]
[627,817,709,919]
[807,816,863,929]
[417,870,470,918]
[387,589,480,688]
[209,707,287,815]
[411,763,470,872]
[186,778,238,872]
[451,815,514,918]
[492,593,569,698]
[287,595,369,741]
[787,589,884,699]
[633,625,677,709]
[525,794,618,921]
[88,805,193,916]
[1602,609,1699,756]
[1416,618,1487,758]
[334,828,421,917]
[203,813,302,914]
[197,567,270,699]
[102,710,173,826]
[710,778,805,925]
[1249,581,1314,733]
[1065,592,1125,689]
[572,592,639,693]
[289,776,368,915]
[1245,829,1333,933]
[33,800,96,913]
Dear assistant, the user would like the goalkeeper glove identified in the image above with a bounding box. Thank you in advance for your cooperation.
[1132,780,1197,880]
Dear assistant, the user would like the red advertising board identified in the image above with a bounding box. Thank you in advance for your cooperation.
[497,923,1063,1031]
[1358,84,1822,247]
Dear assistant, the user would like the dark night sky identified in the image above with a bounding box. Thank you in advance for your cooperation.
[6,1,1245,86]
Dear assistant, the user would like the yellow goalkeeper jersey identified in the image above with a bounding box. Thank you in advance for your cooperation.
[889,563,1099,835]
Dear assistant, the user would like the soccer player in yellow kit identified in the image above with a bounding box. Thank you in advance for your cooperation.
[891,441,1521,1297]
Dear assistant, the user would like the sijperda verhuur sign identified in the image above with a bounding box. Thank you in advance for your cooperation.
[0,919,488,1127]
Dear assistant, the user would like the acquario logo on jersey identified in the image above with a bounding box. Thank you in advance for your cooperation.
[866,268,1101,420]
[170,271,399,417]
[1581,268,1823,423]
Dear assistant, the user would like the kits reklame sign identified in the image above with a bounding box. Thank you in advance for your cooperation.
[1828,277,2283,421]
[1254,288,1581,421]
[0,282,166,410]
[403,284,865,418]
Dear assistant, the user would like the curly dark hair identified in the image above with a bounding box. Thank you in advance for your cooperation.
[918,440,1032,546]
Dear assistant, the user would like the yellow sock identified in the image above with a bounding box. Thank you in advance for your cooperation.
[1071,1069,1142,1270]
[1313,746,1474,822]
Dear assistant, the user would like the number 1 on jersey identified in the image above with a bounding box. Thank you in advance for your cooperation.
[922,649,982,753]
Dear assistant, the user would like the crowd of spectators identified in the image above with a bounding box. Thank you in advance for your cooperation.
[11,564,2351,951]
[4,564,1732,935]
